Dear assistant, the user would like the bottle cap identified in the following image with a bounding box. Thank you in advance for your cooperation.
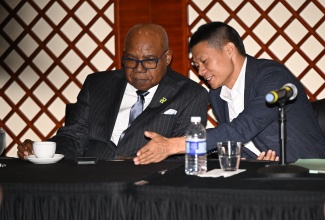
[190,116,201,123]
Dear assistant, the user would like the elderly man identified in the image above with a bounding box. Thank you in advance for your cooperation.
[17,23,208,160]
[134,21,325,164]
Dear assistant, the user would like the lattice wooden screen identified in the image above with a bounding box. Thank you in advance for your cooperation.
[1,0,324,156]
[187,0,325,128]
[0,0,116,156]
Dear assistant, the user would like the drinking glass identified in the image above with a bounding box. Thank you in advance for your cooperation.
[217,141,242,171]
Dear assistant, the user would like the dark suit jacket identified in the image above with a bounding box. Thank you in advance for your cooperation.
[50,67,209,159]
[207,55,325,163]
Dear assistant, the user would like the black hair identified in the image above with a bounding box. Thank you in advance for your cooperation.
[189,22,246,56]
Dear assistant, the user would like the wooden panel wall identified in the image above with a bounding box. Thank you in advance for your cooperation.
[115,0,188,75]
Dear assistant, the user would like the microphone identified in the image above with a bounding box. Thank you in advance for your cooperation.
[265,83,298,104]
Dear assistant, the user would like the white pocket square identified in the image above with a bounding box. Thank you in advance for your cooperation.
[163,109,177,115]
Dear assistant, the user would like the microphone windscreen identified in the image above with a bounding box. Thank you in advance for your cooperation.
[265,93,275,103]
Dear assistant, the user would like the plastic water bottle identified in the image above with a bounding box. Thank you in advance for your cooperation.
[0,127,6,156]
[185,116,207,175]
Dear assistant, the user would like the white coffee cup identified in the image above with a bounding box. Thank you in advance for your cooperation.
[33,141,56,158]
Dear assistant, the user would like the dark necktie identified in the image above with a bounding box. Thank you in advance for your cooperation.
[119,90,149,142]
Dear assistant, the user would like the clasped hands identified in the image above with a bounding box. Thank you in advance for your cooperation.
[133,131,279,165]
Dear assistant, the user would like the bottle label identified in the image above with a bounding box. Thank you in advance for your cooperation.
[186,140,206,155]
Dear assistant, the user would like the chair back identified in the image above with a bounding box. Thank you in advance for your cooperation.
[311,99,325,138]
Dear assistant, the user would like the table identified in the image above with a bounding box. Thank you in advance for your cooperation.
[0,157,182,220]
[0,157,325,220]
[141,161,325,220]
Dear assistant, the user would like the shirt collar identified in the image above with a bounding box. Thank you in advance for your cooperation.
[220,57,247,102]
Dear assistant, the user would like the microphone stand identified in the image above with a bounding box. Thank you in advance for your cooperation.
[279,101,286,165]
[258,99,308,177]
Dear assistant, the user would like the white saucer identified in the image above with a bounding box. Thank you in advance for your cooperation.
[26,154,65,164]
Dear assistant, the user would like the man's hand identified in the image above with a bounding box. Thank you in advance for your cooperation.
[256,149,279,161]
[17,139,34,160]
[133,131,185,165]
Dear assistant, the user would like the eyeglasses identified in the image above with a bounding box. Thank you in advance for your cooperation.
[122,50,168,70]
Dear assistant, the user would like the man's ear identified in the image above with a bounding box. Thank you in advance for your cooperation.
[225,42,236,57]
[165,50,172,65]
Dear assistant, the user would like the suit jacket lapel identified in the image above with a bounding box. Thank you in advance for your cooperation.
[211,89,229,123]
[148,72,176,108]
[105,71,127,140]
[244,55,256,108]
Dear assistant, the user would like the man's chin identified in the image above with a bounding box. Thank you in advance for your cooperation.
[131,80,152,91]
[208,81,221,90]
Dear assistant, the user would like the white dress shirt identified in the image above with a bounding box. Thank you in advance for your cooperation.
[111,83,158,145]
[220,58,261,156]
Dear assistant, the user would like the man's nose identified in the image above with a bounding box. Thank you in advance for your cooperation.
[134,61,147,72]
[198,64,206,76]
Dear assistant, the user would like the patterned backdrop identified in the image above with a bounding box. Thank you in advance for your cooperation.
[0,0,116,156]
[187,0,325,127]
[0,0,324,157]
